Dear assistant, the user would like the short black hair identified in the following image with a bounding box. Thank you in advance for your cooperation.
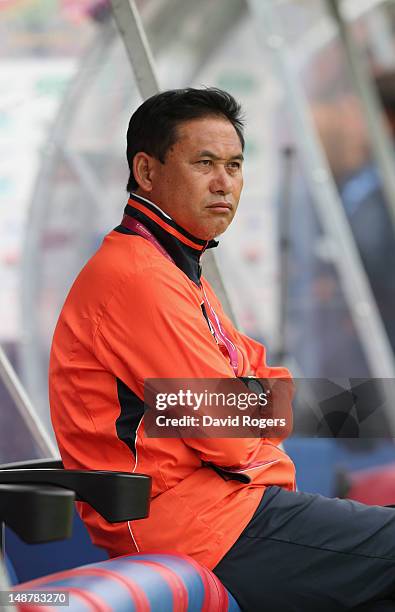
[126,87,245,192]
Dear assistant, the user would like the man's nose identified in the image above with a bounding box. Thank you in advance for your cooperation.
[209,165,233,194]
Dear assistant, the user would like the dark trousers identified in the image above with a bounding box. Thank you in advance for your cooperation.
[213,486,395,612]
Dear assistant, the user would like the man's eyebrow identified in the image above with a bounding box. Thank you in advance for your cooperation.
[197,150,244,161]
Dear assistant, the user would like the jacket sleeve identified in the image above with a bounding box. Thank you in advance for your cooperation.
[94,262,269,469]
[200,277,294,446]
[200,277,292,375]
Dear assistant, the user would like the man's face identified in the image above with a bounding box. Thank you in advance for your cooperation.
[137,116,244,240]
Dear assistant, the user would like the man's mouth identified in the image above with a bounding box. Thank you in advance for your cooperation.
[206,202,232,212]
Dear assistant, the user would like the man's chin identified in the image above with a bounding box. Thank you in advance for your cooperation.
[182,218,233,242]
[198,220,233,241]
[209,224,231,240]
[197,229,226,242]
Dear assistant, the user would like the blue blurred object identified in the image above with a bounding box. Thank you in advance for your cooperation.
[285,437,395,497]
[5,509,107,584]
[13,553,241,611]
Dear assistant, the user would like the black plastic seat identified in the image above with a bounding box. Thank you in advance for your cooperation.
[0,458,151,548]
[0,483,75,545]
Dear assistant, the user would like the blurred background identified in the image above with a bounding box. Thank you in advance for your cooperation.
[2,0,395,502]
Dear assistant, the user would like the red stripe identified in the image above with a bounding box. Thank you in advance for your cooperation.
[165,553,227,611]
[17,554,229,611]
[168,554,227,612]
[72,568,150,612]
[17,587,108,612]
[16,568,149,612]
[124,559,188,612]
[18,605,56,612]
[55,587,107,612]
[117,553,228,611]
[128,199,204,250]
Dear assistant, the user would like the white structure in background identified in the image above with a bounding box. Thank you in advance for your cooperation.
[0,59,75,341]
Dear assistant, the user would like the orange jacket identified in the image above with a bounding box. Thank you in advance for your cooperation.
[49,194,296,569]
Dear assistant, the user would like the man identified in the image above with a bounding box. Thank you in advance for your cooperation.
[50,88,395,611]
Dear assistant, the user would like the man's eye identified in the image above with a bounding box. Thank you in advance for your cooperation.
[198,159,212,166]
[227,161,241,170]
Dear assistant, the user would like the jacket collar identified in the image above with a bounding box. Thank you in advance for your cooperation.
[115,193,218,285]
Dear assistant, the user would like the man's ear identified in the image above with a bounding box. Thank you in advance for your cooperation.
[133,152,155,192]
